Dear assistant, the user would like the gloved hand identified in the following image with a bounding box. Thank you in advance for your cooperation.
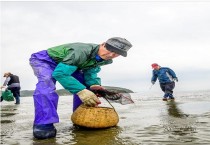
[151,81,155,85]
[0,86,6,89]
[77,89,101,106]
[173,78,178,82]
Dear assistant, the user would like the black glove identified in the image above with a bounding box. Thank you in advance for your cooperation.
[92,89,121,100]
[91,89,108,97]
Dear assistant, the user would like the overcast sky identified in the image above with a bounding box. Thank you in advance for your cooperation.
[1,1,210,93]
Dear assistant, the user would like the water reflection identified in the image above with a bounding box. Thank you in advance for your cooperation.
[167,101,188,118]
[70,126,123,145]
[179,101,210,115]
[31,125,123,145]
[163,101,197,139]
[1,105,18,123]
[1,120,15,124]
[1,105,19,144]
[32,138,58,145]
[1,105,18,111]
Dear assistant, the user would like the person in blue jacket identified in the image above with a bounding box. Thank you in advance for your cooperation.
[151,63,178,101]
[29,37,132,139]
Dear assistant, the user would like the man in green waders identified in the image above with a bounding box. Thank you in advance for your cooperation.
[29,37,132,139]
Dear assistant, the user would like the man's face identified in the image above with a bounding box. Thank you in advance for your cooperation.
[98,44,120,60]
[153,66,159,70]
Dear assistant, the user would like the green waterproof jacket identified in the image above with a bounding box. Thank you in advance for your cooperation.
[47,43,113,94]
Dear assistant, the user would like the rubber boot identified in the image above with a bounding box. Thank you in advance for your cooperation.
[33,124,57,139]
[15,96,20,104]
[168,94,175,100]
[162,93,169,101]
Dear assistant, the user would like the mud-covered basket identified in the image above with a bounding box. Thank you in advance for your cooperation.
[71,105,119,128]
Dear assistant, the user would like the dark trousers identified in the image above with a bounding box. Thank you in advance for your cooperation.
[8,87,21,104]
[160,82,175,94]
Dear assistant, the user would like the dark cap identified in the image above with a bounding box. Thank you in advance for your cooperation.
[105,37,132,57]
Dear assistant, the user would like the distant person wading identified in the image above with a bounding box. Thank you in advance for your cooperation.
[1,72,21,104]
[151,63,178,101]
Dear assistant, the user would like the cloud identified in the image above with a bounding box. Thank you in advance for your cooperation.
[1,1,210,92]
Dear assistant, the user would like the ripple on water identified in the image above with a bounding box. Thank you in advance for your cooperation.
[1,92,210,145]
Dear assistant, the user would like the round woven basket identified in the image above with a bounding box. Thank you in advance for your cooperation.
[71,105,119,128]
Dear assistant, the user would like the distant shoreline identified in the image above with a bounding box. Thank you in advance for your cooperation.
[16,86,134,97]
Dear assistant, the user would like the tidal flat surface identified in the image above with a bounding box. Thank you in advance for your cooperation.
[1,90,210,145]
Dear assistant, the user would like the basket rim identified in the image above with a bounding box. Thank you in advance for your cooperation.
[79,105,114,109]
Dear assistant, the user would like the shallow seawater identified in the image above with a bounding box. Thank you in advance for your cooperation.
[1,91,210,145]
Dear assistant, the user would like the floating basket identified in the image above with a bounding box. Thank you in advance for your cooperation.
[71,105,119,128]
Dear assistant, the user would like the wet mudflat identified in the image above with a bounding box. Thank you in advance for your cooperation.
[1,90,210,145]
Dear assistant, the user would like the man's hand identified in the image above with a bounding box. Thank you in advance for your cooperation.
[151,81,155,85]
[0,86,5,89]
[173,78,178,82]
[77,89,101,106]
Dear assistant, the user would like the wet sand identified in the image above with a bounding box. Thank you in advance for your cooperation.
[1,91,210,145]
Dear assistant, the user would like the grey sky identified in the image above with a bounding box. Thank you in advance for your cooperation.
[1,1,210,92]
